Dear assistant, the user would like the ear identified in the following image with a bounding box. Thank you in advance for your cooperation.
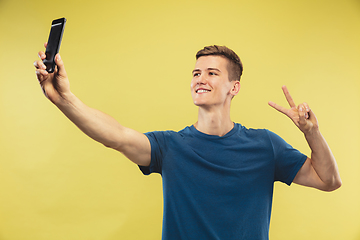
[230,81,240,97]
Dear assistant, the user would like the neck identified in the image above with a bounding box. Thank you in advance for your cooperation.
[194,106,234,137]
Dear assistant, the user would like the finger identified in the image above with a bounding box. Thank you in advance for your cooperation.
[38,51,46,60]
[35,69,49,83]
[303,102,310,119]
[268,101,288,115]
[298,103,309,119]
[44,42,48,48]
[35,68,49,77]
[282,85,296,108]
[302,102,310,113]
[33,60,46,70]
[298,106,307,125]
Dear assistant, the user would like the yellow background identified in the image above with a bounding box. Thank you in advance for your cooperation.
[1,0,359,239]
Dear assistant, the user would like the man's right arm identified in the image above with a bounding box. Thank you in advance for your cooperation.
[34,48,151,166]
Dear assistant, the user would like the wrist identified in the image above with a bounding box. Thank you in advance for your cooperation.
[56,91,77,108]
[304,126,324,152]
[304,126,320,138]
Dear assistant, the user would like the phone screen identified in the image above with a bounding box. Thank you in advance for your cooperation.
[43,18,66,73]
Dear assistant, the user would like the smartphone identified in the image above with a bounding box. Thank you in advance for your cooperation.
[43,17,66,73]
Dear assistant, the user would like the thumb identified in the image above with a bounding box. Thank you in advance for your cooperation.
[298,106,308,125]
[54,53,67,76]
[307,108,319,128]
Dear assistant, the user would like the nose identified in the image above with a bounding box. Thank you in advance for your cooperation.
[196,74,207,85]
[191,72,207,89]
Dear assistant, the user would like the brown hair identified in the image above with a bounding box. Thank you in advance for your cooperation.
[196,45,243,81]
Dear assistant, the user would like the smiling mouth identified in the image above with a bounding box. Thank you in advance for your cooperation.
[196,89,211,93]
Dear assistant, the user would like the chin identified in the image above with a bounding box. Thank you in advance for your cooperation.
[193,97,206,106]
[193,101,208,107]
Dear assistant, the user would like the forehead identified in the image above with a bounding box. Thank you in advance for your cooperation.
[194,55,229,71]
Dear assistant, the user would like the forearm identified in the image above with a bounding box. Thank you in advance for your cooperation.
[34,51,148,159]
[304,128,342,190]
[55,92,126,149]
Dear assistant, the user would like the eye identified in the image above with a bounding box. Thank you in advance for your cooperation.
[193,72,200,77]
[209,72,217,76]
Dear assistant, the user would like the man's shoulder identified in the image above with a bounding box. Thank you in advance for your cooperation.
[145,126,191,139]
[234,123,270,136]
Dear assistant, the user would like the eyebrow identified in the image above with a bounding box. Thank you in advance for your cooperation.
[192,68,221,74]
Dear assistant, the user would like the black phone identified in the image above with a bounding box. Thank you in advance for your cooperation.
[43,17,66,73]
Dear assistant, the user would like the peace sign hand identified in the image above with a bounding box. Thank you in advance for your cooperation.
[268,86,319,135]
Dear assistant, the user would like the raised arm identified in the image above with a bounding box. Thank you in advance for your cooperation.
[268,86,342,192]
[34,46,151,166]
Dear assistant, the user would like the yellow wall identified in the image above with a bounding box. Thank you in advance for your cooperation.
[0,0,359,239]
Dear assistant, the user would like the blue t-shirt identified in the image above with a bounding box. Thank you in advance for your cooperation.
[139,123,307,240]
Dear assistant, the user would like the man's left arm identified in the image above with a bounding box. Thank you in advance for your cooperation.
[269,86,342,192]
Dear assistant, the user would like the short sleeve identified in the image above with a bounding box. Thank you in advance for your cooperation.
[138,131,166,175]
[267,130,307,185]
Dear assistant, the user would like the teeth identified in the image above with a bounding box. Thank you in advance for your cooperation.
[197,89,210,93]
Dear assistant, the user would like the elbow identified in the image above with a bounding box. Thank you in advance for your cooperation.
[323,179,342,192]
[332,179,342,191]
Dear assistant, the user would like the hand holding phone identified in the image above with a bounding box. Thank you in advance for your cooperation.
[43,17,66,73]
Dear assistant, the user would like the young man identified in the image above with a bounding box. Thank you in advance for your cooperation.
[34,45,341,239]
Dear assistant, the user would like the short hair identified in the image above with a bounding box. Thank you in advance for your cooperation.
[196,45,243,81]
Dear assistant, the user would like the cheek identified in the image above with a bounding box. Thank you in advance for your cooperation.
[190,81,195,97]
[190,79,196,90]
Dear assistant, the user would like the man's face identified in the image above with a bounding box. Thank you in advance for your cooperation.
[191,55,239,108]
